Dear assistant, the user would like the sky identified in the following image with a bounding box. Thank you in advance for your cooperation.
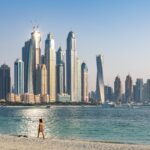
[0,0,150,92]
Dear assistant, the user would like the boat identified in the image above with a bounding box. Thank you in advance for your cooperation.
[101,101,115,108]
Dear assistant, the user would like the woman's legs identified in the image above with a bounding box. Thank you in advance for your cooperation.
[42,132,45,139]
[37,130,40,138]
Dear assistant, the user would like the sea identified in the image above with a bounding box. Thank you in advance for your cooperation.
[0,105,150,144]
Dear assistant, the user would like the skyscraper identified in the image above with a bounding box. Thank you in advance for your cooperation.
[105,85,113,101]
[22,40,30,93]
[77,58,81,102]
[143,83,148,102]
[56,64,64,95]
[14,59,24,94]
[81,62,88,102]
[0,64,11,100]
[41,55,46,65]
[114,76,122,103]
[134,79,143,102]
[45,33,56,102]
[22,28,41,94]
[96,55,105,104]
[146,79,150,102]
[56,46,66,93]
[125,74,133,103]
[26,38,34,93]
[40,64,47,95]
[66,31,78,102]
[31,30,41,94]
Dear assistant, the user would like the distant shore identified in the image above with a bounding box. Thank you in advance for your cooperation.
[0,135,150,150]
[0,101,99,106]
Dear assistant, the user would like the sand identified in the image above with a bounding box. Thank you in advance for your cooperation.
[0,135,150,150]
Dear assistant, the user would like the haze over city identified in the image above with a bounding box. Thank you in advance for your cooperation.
[1,0,150,91]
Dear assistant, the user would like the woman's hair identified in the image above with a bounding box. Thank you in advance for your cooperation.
[39,119,43,123]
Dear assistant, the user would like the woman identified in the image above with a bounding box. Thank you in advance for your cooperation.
[37,118,45,139]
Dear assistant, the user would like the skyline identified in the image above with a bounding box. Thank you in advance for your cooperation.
[1,0,150,91]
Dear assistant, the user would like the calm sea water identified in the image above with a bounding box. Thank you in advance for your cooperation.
[0,106,150,144]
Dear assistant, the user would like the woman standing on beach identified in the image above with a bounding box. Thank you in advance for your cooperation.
[37,118,45,139]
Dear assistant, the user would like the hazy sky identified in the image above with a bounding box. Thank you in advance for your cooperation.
[0,0,150,91]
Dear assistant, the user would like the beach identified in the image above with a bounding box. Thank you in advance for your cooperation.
[0,135,150,150]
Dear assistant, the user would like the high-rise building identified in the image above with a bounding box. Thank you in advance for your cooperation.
[56,46,66,93]
[143,83,148,102]
[57,46,65,64]
[96,55,105,104]
[31,30,41,94]
[104,85,113,101]
[114,76,122,103]
[125,74,133,103]
[134,79,143,102]
[56,64,64,95]
[40,64,47,95]
[22,40,30,93]
[77,58,81,102]
[133,85,137,102]
[14,59,24,94]
[22,28,41,94]
[41,55,46,65]
[45,33,56,102]
[81,62,88,102]
[146,79,150,102]
[66,31,78,102]
[0,64,11,100]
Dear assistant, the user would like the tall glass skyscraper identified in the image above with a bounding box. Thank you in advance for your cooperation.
[66,31,78,102]
[0,64,11,100]
[77,58,81,102]
[31,30,41,94]
[22,40,30,93]
[56,64,64,95]
[40,64,47,95]
[125,74,133,103]
[22,29,41,94]
[45,33,56,102]
[96,55,105,104]
[134,79,143,102]
[56,46,66,93]
[114,76,122,103]
[14,59,24,94]
[81,62,88,102]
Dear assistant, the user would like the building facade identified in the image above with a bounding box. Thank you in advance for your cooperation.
[31,30,41,94]
[77,58,81,102]
[56,46,66,94]
[0,64,11,100]
[114,76,122,103]
[45,33,56,102]
[22,29,41,94]
[105,85,113,101]
[96,55,105,104]
[56,64,64,95]
[40,64,47,95]
[134,79,143,103]
[125,74,133,103]
[22,40,30,93]
[81,62,88,102]
[66,31,78,102]
[14,59,24,94]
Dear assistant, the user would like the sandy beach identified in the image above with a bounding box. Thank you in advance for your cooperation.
[0,135,150,150]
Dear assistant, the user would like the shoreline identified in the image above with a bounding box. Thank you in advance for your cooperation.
[0,135,150,150]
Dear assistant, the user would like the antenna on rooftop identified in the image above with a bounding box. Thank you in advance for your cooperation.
[33,26,35,31]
